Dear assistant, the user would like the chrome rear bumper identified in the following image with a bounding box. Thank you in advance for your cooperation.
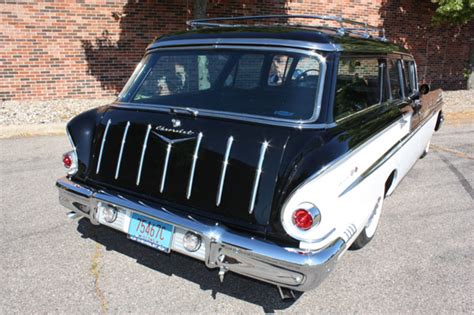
[56,177,345,291]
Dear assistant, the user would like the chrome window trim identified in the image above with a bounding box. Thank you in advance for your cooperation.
[121,44,327,125]
[147,38,340,52]
[112,102,335,129]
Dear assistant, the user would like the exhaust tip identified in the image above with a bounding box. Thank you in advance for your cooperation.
[67,211,81,220]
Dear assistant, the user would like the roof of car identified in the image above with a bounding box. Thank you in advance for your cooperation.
[149,26,408,54]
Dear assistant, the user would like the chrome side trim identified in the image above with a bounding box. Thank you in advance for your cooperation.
[148,38,340,52]
[136,124,151,186]
[338,110,438,197]
[95,119,112,174]
[115,121,131,179]
[137,45,327,125]
[160,143,172,193]
[249,141,269,213]
[216,136,234,206]
[186,132,203,199]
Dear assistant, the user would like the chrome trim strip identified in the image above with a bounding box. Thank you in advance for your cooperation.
[338,110,438,197]
[216,136,234,206]
[186,132,203,199]
[160,143,172,193]
[95,119,112,174]
[249,141,269,213]
[114,121,131,179]
[113,102,335,129]
[136,124,151,186]
[148,38,340,52]
[139,45,327,124]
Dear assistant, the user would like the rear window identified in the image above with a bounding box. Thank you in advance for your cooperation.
[119,49,324,121]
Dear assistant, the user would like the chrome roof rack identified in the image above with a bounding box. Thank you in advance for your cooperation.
[187,15,387,42]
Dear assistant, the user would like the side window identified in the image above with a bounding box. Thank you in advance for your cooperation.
[388,59,403,100]
[334,57,386,120]
[225,54,264,89]
[403,60,417,95]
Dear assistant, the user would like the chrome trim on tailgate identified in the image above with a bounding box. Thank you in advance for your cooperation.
[57,177,345,291]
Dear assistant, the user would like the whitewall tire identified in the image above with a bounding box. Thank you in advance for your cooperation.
[350,193,384,250]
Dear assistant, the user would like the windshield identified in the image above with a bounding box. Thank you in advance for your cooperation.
[118,48,324,121]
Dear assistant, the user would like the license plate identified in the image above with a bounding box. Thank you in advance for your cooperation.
[128,213,174,253]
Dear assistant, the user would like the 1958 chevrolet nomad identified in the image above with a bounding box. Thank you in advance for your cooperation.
[57,15,444,299]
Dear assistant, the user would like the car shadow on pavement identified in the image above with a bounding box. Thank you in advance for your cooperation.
[76,218,303,312]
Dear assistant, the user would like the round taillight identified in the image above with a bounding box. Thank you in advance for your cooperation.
[292,209,314,230]
[63,154,72,168]
[62,150,78,175]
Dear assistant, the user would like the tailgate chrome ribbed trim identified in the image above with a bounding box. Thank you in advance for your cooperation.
[249,141,268,213]
[136,124,152,186]
[95,119,112,174]
[160,143,172,193]
[186,132,203,199]
[216,136,234,206]
[115,121,131,179]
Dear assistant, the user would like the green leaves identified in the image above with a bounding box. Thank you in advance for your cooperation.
[431,0,474,25]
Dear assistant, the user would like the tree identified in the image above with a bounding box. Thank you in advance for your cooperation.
[431,0,474,25]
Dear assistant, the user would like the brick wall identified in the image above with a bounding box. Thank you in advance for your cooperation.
[0,0,472,101]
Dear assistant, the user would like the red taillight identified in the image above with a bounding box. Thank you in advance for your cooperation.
[62,150,77,175]
[63,154,72,168]
[292,209,314,230]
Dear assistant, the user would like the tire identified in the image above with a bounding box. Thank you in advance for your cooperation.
[419,139,431,159]
[350,194,384,250]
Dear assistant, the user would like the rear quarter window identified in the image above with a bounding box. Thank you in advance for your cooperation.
[334,57,387,120]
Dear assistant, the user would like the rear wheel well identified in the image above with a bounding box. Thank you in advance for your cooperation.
[384,170,397,197]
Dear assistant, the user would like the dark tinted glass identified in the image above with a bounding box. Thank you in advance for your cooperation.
[403,60,417,95]
[125,49,322,121]
[334,58,386,120]
[388,59,403,99]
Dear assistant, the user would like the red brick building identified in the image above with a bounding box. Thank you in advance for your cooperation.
[1,0,472,101]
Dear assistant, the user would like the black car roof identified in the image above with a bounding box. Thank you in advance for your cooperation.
[150,26,408,54]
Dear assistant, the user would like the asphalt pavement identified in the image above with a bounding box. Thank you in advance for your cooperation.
[1,123,473,314]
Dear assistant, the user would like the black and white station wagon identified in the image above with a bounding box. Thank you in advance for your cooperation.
[57,15,444,299]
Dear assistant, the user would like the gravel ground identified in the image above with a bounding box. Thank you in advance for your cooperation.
[0,97,115,126]
[0,90,471,126]
[442,90,474,113]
